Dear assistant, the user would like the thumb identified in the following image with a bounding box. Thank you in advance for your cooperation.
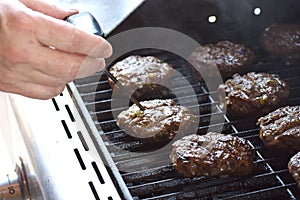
[19,0,78,19]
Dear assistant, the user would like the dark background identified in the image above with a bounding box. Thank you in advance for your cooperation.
[108,0,300,47]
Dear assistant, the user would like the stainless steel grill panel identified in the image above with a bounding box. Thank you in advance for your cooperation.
[0,87,122,199]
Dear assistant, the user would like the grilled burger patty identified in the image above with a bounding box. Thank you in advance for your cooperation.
[218,72,289,118]
[257,106,300,153]
[109,55,174,99]
[170,132,254,178]
[117,99,197,143]
[189,41,255,82]
[288,151,300,189]
[261,24,300,64]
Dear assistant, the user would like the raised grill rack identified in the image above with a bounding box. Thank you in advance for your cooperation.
[74,48,300,199]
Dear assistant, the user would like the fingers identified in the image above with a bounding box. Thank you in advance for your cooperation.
[30,45,106,79]
[12,82,65,100]
[0,45,105,100]
[1,44,106,89]
[1,52,104,99]
[0,68,65,100]
[9,63,69,88]
[19,0,78,19]
[19,0,112,59]
[75,57,106,78]
[34,13,113,58]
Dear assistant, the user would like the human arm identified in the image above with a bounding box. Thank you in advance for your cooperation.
[0,0,112,99]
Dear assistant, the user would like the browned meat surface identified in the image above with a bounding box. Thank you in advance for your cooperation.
[109,55,174,99]
[188,41,255,82]
[170,132,254,178]
[261,24,300,64]
[218,72,289,118]
[288,152,300,189]
[257,106,300,154]
[117,99,197,143]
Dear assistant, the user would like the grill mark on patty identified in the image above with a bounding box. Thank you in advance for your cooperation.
[257,106,300,153]
[218,72,289,118]
[261,23,300,64]
[189,40,255,82]
[288,151,300,189]
[109,55,174,100]
[170,132,254,178]
[117,99,197,143]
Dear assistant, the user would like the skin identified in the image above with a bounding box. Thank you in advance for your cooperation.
[0,0,113,99]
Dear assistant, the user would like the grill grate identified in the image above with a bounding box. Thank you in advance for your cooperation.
[74,49,300,200]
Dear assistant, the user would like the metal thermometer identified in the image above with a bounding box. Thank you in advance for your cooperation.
[65,12,145,110]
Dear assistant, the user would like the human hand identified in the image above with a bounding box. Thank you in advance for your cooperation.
[0,0,112,99]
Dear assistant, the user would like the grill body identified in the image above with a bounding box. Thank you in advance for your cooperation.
[1,0,300,199]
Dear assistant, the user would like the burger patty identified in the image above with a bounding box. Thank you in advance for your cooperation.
[117,99,197,143]
[288,151,300,189]
[257,106,300,153]
[170,132,254,178]
[218,72,289,118]
[188,41,255,82]
[261,24,300,64]
[109,55,174,99]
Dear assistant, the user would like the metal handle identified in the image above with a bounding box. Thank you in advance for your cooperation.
[65,11,104,37]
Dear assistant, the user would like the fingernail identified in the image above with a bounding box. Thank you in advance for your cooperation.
[67,8,79,13]
[103,44,113,58]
